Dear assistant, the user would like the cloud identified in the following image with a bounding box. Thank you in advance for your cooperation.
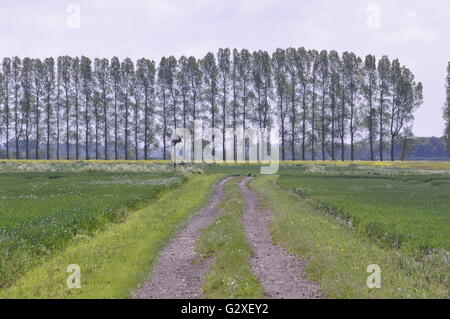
[0,0,448,136]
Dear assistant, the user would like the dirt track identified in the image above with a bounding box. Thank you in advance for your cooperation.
[134,177,230,299]
[135,176,322,299]
[240,177,323,299]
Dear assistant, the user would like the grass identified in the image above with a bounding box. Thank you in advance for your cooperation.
[0,160,448,299]
[277,165,450,253]
[0,170,184,288]
[0,174,222,298]
[197,177,265,299]
[250,176,448,298]
[280,161,450,171]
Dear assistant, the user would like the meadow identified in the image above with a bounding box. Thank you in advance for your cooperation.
[0,160,448,298]
[277,164,450,254]
[0,167,185,288]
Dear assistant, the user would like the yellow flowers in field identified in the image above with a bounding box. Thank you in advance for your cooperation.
[0,159,449,171]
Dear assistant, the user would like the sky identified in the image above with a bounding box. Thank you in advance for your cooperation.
[0,0,448,137]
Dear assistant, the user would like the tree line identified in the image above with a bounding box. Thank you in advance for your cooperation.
[0,48,423,161]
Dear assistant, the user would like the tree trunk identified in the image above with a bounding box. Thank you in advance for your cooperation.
[114,92,118,160]
[65,91,70,160]
[103,89,108,160]
[301,86,307,161]
[379,92,384,161]
[35,94,40,159]
[85,94,89,160]
[390,136,395,161]
[144,90,149,160]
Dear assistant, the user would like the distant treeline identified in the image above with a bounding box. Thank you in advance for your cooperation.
[0,48,423,161]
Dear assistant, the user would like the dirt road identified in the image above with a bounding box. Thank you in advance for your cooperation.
[240,177,323,299]
[134,177,230,299]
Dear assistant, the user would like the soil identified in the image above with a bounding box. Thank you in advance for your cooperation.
[240,177,323,299]
[134,177,230,299]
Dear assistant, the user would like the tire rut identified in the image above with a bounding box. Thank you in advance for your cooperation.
[240,177,323,299]
[134,177,231,299]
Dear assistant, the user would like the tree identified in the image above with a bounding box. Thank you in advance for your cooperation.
[92,90,101,160]
[2,58,11,159]
[177,56,191,161]
[12,57,22,159]
[362,55,378,161]
[121,58,134,160]
[309,50,319,160]
[94,58,110,159]
[131,68,140,160]
[238,49,252,133]
[297,48,311,160]
[328,51,341,160]
[21,57,33,159]
[377,55,391,161]
[56,57,62,160]
[343,52,362,161]
[33,59,45,159]
[285,48,298,160]
[59,56,72,159]
[80,56,92,159]
[252,50,272,130]
[43,58,55,160]
[444,62,450,159]
[136,58,156,160]
[110,57,121,160]
[71,57,81,159]
[272,48,288,160]
[231,49,240,160]
[187,56,202,159]
[389,61,422,161]
[217,48,231,160]
[318,50,329,161]
[200,52,219,156]
[177,56,190,131]
[157,57,171,159]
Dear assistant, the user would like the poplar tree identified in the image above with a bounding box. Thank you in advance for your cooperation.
[362,55,378,160]
[33,59,45,159]
[187,56,202,158]
[272,48,287,160]
[110,57,121,159]
[377,56,391,161]
[328,51,341,160]
[285,47,298,160]
[94,58,110,159]
[389,61,422,161]
[218,48,231,160]
[318,50,329,161]
[21,57,33,159]
[309,50,319,160]
[297,48,311,160]
[200,52,219,156]
[158,57,170,159]
[59,56,72,159]
[2,58,11,159]
[80,56,92,159]
[136,58,156,160]
[121,58,134,160]
[71,57,81,159]
[343,52,362,161]
[43,58,55,160]
[444,62,450,159]
[238,49,252,133]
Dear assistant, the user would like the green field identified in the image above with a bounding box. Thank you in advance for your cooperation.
[277,165,450,253]
[0,160,448,298]
[0,169,184,288]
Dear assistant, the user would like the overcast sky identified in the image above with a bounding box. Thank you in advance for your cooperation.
[0,0,448,137]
